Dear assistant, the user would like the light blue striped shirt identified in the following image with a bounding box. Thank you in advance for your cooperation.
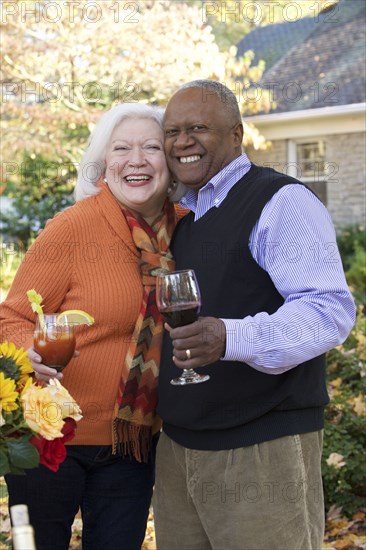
[179,153,356,374]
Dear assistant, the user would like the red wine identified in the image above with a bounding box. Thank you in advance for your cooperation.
[161,305,199,328]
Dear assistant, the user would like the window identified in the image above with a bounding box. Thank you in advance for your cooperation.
[297,141,326,179]
[287,139,327,205]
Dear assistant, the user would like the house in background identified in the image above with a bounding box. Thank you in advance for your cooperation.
[238,0,365,228]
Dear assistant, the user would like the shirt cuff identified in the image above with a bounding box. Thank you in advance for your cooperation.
[220,318,255,362]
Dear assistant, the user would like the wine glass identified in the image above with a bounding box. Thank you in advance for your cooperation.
[156,269,210,385]
[33,314,76,372]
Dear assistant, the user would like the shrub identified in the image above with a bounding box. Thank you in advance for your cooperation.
[1,153,75,248]
[336,225,365,306]
[336,225,366,272]
[323,306,366,516]
[346,243,366,306]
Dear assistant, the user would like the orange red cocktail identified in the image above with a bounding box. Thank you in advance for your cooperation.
[33,314,76,372]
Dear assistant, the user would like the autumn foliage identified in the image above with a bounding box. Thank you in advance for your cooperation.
[1,0,272,244]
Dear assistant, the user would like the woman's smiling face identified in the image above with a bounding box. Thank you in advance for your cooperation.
[105,117,171,220]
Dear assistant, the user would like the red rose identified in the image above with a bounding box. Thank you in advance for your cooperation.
[30,417,77,472]
[30,435,66,472]
[61,417,77,443]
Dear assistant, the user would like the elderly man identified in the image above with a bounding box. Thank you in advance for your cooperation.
[153,80,355,550]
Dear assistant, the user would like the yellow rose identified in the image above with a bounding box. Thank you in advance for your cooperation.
[22,383,65,440]
[48,379,83,421]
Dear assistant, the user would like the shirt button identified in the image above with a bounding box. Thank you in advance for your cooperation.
[214,198,219,205]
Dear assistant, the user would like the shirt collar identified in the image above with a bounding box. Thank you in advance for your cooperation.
[179,153,252,213]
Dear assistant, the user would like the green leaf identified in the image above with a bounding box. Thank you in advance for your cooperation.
[0,357,21,382]
[7,436,39,469]
[0,449,11,477]
[2,407,23,426]
[9,464,27,475]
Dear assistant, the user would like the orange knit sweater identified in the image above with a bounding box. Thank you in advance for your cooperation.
[0,185,149,445]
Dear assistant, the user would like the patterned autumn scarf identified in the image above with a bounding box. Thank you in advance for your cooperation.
[113,199,176,462]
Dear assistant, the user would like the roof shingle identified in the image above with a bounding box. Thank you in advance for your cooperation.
[237,0,366,113]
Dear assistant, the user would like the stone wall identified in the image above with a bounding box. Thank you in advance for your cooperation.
[247,140,287,173]
[246,132,365,229]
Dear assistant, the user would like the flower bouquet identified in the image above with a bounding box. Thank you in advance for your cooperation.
[0,341,82,476]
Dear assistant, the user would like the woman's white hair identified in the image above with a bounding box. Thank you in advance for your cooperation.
[75,102,186,202]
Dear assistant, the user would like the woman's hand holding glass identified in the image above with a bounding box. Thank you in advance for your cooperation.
[27,348,65,382]
[30,313,79,382]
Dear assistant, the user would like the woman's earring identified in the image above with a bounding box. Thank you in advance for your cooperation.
[103,177,108,184]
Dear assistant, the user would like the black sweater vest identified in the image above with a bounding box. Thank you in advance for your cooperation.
[157,165,329,450]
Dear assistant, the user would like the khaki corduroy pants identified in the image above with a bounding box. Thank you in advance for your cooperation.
[153,430,325,550]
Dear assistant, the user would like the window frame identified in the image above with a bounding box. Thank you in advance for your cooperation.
[287,138,328,205]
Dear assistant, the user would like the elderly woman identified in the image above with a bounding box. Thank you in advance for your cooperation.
[1,103,185,550]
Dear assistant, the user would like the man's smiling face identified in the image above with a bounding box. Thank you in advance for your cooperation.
[163,87,243,191]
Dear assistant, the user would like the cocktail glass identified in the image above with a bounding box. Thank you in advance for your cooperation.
[33,313,76,372]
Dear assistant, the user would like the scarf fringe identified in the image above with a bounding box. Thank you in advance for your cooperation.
[112,418,152,463]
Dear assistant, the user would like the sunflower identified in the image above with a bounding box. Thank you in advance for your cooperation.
[0,372,19,412]
[0,341,82,477]
[0,341,34,385]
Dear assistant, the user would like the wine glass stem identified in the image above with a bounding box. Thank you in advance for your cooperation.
[182,369,197,377]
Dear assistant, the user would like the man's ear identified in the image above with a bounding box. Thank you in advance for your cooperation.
[232,123,244,147]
